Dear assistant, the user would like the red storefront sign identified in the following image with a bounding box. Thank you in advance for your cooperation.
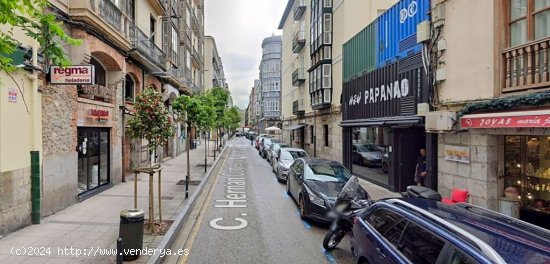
[461,113,550,128]
[90,109,109,117]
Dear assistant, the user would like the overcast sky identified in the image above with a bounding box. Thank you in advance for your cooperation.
[205,0,286,110]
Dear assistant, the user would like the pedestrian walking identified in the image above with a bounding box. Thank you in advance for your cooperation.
[415,148,427,186]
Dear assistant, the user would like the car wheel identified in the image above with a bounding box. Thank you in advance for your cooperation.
[286,178,292,197]
[299,195,307,220]
[276,169,283,183]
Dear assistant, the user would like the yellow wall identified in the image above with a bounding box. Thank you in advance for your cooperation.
[436,0,496,103]
[0,26,41,172]
[136,0,163,47]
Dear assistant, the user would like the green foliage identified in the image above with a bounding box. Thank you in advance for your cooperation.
[457,91,550,117]
[126,87,174,151]
[173,92,215,131]
[209,87,231,129]
[225,107,241,131]
[0,0,81,74]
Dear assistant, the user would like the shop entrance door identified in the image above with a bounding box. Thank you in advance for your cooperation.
[77,127,110,194]
[394,127,425,192]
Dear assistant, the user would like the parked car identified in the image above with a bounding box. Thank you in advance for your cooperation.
[350,198,550,264]
[259,137,280,158]
[352,144,384,167]
[381,152,389,173]
[274,148,308,182]
[255,135,268,150]
[286,158,368,222]
[268,142,290,169]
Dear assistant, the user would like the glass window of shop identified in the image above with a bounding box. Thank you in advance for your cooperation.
[504,136,550,214]
[351,127,390,186]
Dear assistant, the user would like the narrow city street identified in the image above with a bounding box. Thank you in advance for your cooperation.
[175,137,352,264]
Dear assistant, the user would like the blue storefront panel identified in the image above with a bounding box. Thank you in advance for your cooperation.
[377,0,429,67]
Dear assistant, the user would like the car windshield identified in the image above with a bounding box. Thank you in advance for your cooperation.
[281,150,308,160]
[304,163,351,182]
[356,144,379,152]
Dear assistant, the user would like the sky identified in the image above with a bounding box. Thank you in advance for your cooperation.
[204,0,286,110]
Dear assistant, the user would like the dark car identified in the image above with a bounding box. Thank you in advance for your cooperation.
[350,198,550,264]
[286,158,368,222]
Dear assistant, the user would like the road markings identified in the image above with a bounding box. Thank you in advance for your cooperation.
[295,209,312,229]
[322,246,338,264]
[177,146,231,264]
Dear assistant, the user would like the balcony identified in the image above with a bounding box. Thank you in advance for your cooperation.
[191,46,203,66]
[129,26,167,72]
[293,29,306,53]
[68,0,131,49]
[292,100,305,116]
[293,0,306,21]
[503,37,550,93]
[292,68,305,86]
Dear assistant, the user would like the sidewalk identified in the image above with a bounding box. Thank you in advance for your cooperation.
[358,178,401,200]
[0,140,222,264]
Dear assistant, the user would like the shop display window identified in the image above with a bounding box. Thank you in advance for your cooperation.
[351,127,389,186]
[504,136,550,213]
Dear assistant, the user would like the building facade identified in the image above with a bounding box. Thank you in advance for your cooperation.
[253,79,262,131]
[279,0,397,162]
[0,0,206,235]
[204,36,226,90]
[430,0,550,228]
[259,35,283,131]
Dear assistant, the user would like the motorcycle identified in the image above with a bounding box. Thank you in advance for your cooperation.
[322,176,371,251]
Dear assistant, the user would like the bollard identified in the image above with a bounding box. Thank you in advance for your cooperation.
[116,238,123,264]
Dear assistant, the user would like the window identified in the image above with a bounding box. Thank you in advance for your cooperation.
[508,0,550,47]
[172,26,178,54]
[91,57,106,86]
[398,221,445,264]
[448,248,479,264]
[125,74,135,102]
[324,125,329,146]
[128,0,135,21]
[150,16,156,41]
[322,64,331,88]
[366,209,405,235]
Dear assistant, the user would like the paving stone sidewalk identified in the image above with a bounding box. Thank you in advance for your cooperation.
[0,139,223,264]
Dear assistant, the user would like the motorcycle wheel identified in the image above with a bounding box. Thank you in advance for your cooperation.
[323,228,345,251]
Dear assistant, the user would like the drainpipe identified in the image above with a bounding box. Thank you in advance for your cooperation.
[121,74,126,182]
[30,41,40,224]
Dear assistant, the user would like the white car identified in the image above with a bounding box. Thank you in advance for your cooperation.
[274,148,309,182]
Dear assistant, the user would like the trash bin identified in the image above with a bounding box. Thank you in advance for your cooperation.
[119,209,144,260]
[404,185,442,201]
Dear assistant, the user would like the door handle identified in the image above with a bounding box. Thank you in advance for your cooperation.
[376,247,386,259]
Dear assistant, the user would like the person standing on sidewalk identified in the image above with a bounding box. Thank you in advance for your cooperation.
[415,148,427,186]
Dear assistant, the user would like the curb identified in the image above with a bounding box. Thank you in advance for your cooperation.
[147,145,230,264]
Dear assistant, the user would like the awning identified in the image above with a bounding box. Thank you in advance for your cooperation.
[340,116,423,127]
[284,124,306,131]
[460,110,550,129]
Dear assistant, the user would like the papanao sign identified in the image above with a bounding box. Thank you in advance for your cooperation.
[49,65,95,85]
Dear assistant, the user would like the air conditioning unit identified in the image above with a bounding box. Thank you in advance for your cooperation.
[425,111,456,131]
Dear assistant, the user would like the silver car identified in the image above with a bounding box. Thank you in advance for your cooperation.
[268,142,290,170]
[274,148,309,182]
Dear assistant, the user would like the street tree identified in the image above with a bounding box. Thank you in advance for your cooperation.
[0,0,81,74]
[126,87,174,233]
[225,106,241,133]
[209,87,230,151]
[173,92,214,197]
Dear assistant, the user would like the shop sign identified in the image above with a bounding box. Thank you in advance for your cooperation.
[348,78,409,106]
[90,109,109,117]
[461,114,550,128]
[49,65,94,85]
[444,145,470,163]
[8,89,17,103]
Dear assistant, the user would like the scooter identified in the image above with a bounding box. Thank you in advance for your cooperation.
[322,176,371,251]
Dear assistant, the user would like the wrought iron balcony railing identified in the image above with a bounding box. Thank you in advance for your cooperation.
[293,0,306,21]
[292,100,305,116]
[292,68,305,86]
[293,29,306,53]
[130,26,167,67]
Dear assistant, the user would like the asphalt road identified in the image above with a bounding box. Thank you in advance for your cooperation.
[179,136,354,264]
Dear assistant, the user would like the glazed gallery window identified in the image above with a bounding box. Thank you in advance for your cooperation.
[504,136,550,213]
[509,0,550,47]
